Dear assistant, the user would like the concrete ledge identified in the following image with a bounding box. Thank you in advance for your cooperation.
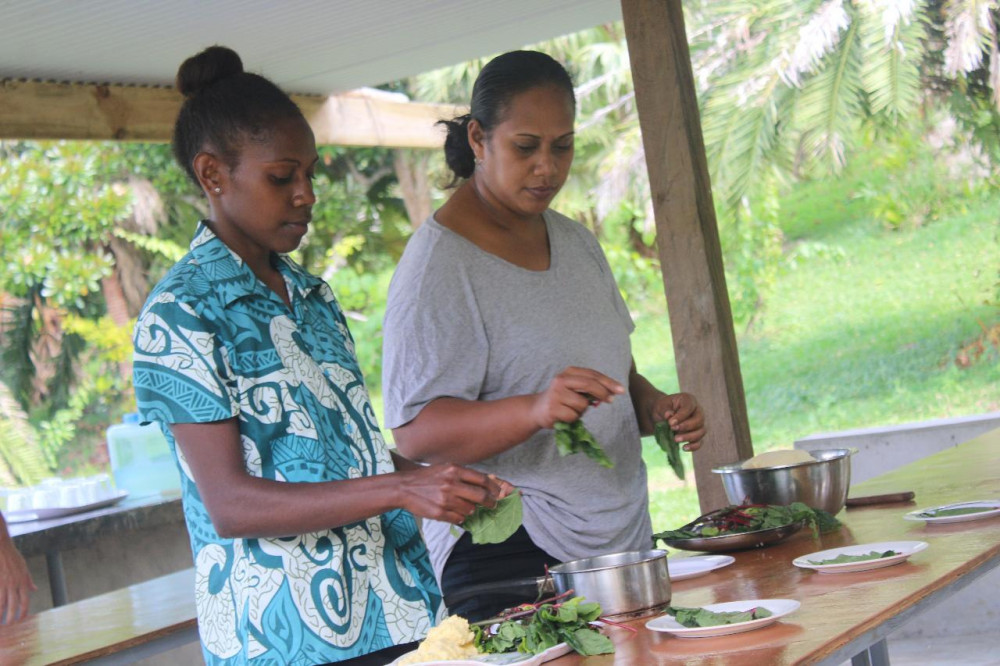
[794,412,1000,483]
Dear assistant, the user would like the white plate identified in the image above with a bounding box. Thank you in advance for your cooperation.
[3,490,129,524]
[793,540,927,574]
[667,555,736,581]
[904,500,1000,524]
[389,642,571,666]
[645,599,799,638]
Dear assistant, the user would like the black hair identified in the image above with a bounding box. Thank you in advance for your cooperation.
[171,45,305,185]
[439,50,575,184]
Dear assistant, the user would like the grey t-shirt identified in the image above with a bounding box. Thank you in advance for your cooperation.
[382,210,652,580]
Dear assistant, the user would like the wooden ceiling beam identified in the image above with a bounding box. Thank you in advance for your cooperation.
[0,80,463,148]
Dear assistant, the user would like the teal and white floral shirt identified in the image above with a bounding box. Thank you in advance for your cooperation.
[132,223,442,665]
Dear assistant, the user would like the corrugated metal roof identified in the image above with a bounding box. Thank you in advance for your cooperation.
[0,0,621,95]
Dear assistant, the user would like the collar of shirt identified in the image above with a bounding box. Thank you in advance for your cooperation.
[187,221,326,307]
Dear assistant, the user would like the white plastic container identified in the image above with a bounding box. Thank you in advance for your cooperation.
[106,413,180,497]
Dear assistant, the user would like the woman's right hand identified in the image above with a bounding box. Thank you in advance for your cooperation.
[530,366,625,429]
[398,464,506,525]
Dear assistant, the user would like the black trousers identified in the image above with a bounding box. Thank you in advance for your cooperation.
[440,525,561,622]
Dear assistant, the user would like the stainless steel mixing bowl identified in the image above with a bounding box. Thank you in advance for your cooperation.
[711,448,852,515]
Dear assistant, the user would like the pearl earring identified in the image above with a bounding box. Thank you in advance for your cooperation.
[213,187,221,194]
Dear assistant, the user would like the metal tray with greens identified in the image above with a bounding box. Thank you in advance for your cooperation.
[652,502,840,553]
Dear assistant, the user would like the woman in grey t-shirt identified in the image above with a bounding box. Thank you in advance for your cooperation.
[382,50,706,622]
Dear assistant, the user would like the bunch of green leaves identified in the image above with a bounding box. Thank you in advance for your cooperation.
[461,492,523,545]
[809,550,898,565]
[652,501,841,543]
[474,596,613,657]
[553,420,613,468]
[667,605,772,628]
[653,420,683,480]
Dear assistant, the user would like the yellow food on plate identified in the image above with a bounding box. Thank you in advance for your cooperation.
[742,449,815,469]
[398,615,480,665]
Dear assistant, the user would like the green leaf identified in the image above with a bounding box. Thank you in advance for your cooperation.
[462,492,523,545]
[668,605,773,628]
[653,420,684,480]
[553,420,613,468]
[920,506,992,518]
[809,550,898,565]
[565,626,615,655]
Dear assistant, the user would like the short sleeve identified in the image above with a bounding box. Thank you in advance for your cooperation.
[381,230,489,429]
[132,290,239,425]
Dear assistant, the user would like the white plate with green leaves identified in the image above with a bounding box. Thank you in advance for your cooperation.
[904,500,1000,525]
[667,555,735,581]
[793,540,927,574]
[645,599,799,638]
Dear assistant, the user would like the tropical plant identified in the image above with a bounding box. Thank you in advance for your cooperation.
[0,141,187,476]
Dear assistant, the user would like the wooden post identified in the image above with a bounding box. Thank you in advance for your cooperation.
[621,0,753,511]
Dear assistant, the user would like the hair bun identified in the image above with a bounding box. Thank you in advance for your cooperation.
[175,45,244,99]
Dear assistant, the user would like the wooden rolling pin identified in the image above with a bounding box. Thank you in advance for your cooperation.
[845,491,915,507]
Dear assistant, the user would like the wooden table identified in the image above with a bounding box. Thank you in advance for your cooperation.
[548,427,1000,665]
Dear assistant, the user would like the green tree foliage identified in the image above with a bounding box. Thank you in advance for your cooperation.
[0,142,121,475]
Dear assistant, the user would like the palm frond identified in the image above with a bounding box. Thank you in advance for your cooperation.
[701,74,789,221]
[859,1,924,119]
[792,15,866,172]
[943,0,998,75]
[0,293,37,406]
[0,379,51,485]
[112,228,185,262]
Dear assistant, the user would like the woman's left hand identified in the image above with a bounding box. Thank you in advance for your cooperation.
[650,392,705,451]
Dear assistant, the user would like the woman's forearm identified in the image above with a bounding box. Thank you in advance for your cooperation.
[199,473,414,538]
[171,420,499,538]
[391,395,541,464]
[628,360,667,436]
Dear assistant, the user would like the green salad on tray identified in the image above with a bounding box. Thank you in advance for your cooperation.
[653,501,841,544]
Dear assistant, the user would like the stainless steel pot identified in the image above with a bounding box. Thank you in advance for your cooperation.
[443,549,671,619]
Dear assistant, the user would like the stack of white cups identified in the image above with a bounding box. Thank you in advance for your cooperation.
[3,474,116,511]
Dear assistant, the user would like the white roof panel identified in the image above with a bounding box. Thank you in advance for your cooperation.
[1,0,621,94]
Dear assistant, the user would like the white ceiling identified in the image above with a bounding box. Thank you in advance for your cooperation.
[1,0,621,96]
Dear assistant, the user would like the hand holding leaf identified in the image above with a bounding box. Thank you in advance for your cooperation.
[462,492,524,544]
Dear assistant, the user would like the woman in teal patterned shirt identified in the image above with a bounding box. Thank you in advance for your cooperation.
[132,46,503,666]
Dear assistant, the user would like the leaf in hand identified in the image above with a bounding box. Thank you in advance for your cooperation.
[654,420,684,480]
[554,420,613,468]
[462,492,523,545]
